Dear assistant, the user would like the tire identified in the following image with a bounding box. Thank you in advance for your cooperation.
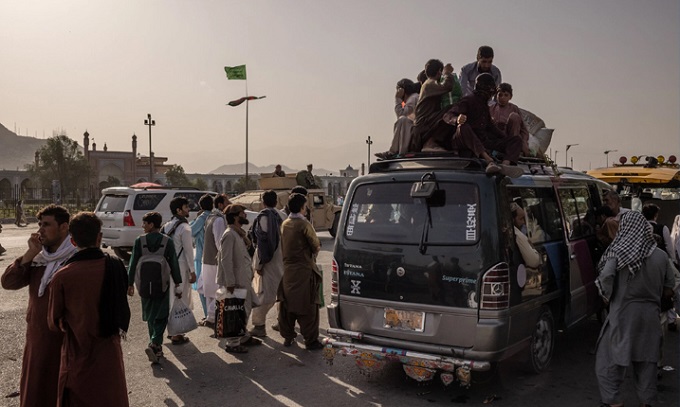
[329,212,340,238]
[525,307,555,374]
[113,247,131,263]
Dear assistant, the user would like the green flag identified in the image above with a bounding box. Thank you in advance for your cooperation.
[224,65,247,80]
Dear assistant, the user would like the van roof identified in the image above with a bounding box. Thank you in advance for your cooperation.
[369,153,586,179]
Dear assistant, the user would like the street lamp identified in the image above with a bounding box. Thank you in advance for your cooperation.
[144,113,156,182]
[366,136,373,167]
[604,149,618,167]
[566,144,579,167]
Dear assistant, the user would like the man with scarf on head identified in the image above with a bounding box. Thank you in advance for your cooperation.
[249,190,286,337]
[161,196,197,345]
[594,211,675,407]
[217,204,261,353]
[444,73,523,175]
[2,204,76,407]
[47,212,130,407]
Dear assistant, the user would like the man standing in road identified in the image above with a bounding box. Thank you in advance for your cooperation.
[191,194,213,319]
[278,193,324,350]
[459,45,502,97]
[1,204,76,407]
[200,194,230,328]
[47,212,130,406]
[249,190,286,337]
[127,212,183,363]
[162,197,196,345]
[217,204,260,353]
[595,211,675,407]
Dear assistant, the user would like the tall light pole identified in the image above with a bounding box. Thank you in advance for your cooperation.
[144,113,155,182]
[604,149,618,167]
[554,150,559,163]
[566,144,579,167]
[366,136,373,167]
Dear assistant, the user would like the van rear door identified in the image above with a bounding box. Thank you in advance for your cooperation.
[334,179,493,348]
[96,193,129,229]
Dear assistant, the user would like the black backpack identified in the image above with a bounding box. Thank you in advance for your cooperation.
[134,235,171,299]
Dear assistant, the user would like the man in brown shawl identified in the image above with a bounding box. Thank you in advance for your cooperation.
[48,212,130,407]
[277,193,324,350]
[2,205,76,407]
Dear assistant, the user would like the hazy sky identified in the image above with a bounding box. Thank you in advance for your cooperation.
[1,0,678,174]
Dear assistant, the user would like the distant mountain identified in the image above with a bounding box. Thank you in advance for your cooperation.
[0,123,46,170]
[209,163,332,176]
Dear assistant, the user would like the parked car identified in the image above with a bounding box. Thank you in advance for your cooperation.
[325,154,612,387]
[95,186,217,261]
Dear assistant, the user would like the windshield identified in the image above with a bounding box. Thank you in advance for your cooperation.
[345,182,479,245]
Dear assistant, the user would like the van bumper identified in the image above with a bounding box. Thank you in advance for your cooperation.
[323,328,491,386]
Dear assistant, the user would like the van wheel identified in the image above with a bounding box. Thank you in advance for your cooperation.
[525,307,555,373]
[329,213,340,238]
[113,247,131,262]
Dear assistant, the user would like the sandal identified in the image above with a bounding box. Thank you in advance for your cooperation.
[225,345,248,354]
[145,346,160,364]
[170,336,190,345]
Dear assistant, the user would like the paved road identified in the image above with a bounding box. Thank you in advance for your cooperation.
[0,223,678,406]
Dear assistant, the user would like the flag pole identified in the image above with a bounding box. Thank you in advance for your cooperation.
[245,79,249,187]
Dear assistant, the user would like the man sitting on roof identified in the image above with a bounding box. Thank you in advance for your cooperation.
[444,73,523,174]
[409,59,456,152]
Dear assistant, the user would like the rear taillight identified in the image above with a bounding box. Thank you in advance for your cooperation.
[123,210,135,227]
[331,258,339,294]
[480,263,510,310]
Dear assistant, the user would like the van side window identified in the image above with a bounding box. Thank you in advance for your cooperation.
[558,188,596,240]
[507,187,563,244]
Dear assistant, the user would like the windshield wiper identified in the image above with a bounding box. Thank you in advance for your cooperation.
[410,172,438,255]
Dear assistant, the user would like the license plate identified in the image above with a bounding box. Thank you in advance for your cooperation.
[384,308,425,332]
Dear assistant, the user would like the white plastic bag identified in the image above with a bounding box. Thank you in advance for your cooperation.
[167,299,198,336]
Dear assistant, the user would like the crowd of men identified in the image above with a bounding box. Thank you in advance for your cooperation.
[379,45,531,177]
[1,183,324,406]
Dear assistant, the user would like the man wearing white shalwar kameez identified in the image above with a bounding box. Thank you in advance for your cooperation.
[162,197,196,343]
[249,191,286,337]
[199,195,229,326]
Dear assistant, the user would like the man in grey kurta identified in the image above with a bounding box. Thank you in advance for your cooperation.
[277,193,323,350]
[595,211,675,407]
[250,190,286,337]
[217,204,258,353]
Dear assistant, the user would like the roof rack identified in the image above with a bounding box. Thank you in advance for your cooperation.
[370,153,486,173]
[141,186,200,191]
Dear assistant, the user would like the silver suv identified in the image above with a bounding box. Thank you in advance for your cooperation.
[95,186,215,260]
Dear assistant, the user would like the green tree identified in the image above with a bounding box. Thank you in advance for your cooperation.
[165,164,190,186]
[233,176,258,194]
[26,134,91,201]
[192,177,209,190]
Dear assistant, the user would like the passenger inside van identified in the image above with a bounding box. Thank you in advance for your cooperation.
[511,202,541,269]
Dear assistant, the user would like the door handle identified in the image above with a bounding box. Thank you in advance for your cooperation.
[570,254,576,260]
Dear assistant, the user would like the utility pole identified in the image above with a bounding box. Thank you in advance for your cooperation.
[366,136,373,168]
[566,144,579,167]
[144,113,156,181]
[604,149,618,167]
